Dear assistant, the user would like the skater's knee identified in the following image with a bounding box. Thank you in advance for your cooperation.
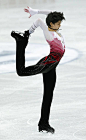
[17,72,23,76]
[16,69,24,76]
[17,73,23,77]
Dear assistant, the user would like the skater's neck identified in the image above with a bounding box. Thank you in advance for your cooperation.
[48,27,57,32]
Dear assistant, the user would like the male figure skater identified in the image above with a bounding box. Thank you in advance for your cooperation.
[11,7,65,134]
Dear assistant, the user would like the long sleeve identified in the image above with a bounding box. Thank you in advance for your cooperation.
[28,7,53,17]
[29,18,54,41]
[38,10,53,15]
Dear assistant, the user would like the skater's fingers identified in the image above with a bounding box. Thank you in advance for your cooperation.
[24,9,27,11]
[24,9,28,11]
[24,9,27,12]
[24,9,29,13]
[28,15,31,18]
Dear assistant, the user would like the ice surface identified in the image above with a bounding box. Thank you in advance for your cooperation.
[0,0,86,140]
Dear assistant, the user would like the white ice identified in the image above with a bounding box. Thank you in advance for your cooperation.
[0,0,86,140]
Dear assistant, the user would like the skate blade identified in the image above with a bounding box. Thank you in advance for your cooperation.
[14,31,24,34]
[11,31,24,36]
[39,129,54,134]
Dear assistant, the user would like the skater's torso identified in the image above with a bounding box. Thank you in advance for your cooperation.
[38,19,65,56]
[46,31,65,56]
[29,18,65,61]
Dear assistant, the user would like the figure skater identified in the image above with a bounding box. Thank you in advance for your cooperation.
[11,7,65,134]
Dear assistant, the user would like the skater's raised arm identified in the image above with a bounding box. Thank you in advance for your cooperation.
[29,18,53,41]
[38,9,53,15]
[24,7,53,18]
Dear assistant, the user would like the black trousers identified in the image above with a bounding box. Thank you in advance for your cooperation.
[40,67,56,124]
[16,38,58,124]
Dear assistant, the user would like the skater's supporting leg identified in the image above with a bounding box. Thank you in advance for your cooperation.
[39,67,56,124]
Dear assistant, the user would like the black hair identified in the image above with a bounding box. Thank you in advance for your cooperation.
[46,11,65,27]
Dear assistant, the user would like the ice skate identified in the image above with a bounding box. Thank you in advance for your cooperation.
[11,31,25,41]
[23,30,30,39]
[38,123,55,134]
[11,31,29,47]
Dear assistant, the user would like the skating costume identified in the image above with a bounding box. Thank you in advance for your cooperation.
[11,8,65,133]
[13,18,65,76]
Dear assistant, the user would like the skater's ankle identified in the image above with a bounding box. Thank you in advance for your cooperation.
[38,120,49,126]
[24,30,30,39]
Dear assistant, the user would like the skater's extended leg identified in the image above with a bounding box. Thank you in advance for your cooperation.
[16,38,47,76]
[11,31,59,76]
[11,31,51,76]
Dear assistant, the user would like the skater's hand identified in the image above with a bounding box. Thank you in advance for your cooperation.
[24,7,38,18]
[24,6,31,18]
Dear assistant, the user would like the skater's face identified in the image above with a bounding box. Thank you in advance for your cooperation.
[49,20,61,31]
